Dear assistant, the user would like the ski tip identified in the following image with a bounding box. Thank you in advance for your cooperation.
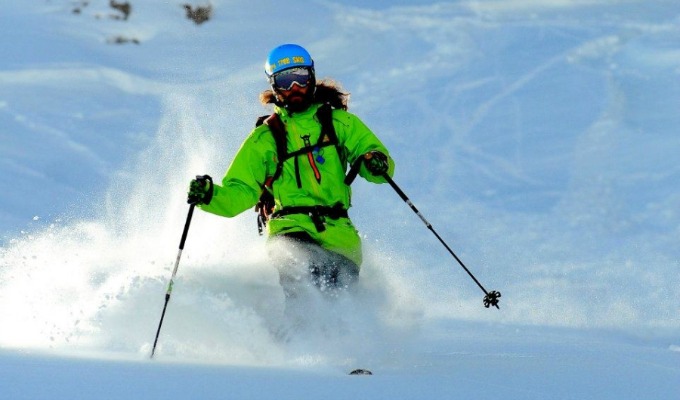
[349,368,373,376]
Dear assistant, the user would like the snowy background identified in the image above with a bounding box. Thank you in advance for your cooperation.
[1,0,679,398]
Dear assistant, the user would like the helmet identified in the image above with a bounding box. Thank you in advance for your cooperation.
[265,44,314,77]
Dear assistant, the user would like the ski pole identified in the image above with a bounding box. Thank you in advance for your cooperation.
[382,173,501,309]
[150,203,196,358]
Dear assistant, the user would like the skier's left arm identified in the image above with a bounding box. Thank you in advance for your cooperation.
[334,110,395,183]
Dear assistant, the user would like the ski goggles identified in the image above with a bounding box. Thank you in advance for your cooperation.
[271,67,312,91]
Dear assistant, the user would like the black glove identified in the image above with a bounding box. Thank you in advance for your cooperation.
[363,151,389,176]
[187,175,214,205]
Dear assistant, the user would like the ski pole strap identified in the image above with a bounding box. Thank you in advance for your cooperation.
[257,212,267,235]
[271,204,348,232]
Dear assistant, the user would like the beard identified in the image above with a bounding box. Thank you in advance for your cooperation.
[276,84,316,113]
[285,94,312,112]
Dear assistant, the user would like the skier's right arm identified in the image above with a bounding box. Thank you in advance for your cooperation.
[199,129,276,218]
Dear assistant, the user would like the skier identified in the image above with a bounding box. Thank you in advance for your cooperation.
[187,43,394,300]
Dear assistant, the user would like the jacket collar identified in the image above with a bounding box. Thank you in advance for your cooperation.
[275,103,321,119]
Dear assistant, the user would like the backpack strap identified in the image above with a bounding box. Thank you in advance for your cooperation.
[264,113,288,182]
[316,103,339,154]
[254,113,286,234]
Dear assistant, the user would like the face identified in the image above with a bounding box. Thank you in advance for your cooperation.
[271,67,314,112]
[277,83,309,109]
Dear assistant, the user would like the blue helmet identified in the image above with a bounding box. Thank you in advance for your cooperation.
[265,44,314,77]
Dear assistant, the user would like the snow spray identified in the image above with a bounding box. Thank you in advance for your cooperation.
[0,92,424,367]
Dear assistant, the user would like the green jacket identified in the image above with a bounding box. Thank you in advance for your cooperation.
[200,102,394,266]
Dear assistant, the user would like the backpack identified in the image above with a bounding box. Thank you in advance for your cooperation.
[254,103,362,234]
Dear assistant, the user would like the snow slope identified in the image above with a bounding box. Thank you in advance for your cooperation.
[1,0,679,398]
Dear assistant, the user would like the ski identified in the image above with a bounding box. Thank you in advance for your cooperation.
[349,369,373,375]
